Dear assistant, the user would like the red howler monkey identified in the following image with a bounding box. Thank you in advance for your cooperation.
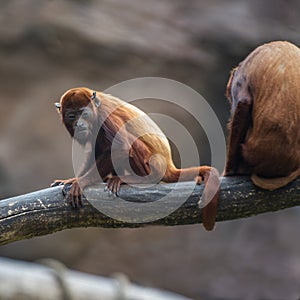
[224,41,300,189]
[51,87,220,230]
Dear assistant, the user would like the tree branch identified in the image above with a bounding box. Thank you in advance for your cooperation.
[0,257,192,300]
[1,176,300,245]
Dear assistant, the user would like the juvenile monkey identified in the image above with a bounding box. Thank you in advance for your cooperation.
[52,87,220,230]
[225,41,300,189]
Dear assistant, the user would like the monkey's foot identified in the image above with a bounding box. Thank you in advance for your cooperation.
[104,176,123,196]
[51,178,84,208]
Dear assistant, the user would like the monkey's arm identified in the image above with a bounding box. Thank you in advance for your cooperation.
[224,99,252,176]
[50,155,106,208]
[75,143,96,178]
[51,142,95,189]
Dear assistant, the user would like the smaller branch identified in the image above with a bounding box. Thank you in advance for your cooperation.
[0,176,299,245]
[0,257,191,300]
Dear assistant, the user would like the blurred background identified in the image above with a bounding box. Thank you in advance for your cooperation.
[1,0,300,299]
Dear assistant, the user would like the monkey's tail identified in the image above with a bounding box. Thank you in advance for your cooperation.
[251,168,300,190]
[201,168,220,231]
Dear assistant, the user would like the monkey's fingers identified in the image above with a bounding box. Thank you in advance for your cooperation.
[105,176,122,197]
[61,183,79,208]
[105,179,117,197]
[74,183,83,207]
[63,185,76,208]
[112,178,122,196]
[62,183,72,197]
[69,183,84,208]
[50,180,65,187]
[67,191,78,208]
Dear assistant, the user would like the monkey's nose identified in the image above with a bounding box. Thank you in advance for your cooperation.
[76,121,85,129]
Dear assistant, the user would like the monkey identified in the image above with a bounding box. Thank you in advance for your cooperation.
[224,41,300,190]
[51,87,220,230]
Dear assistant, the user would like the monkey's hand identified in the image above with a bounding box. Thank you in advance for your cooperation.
[50,180,65,187]
[104,176,124,196]
[51,178,84,208]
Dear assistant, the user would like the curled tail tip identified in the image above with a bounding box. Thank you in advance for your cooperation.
[198,166,220,231]
[251,170,300,190]
[202,205,218,231]
[200,192,219,231]
[203,222,215,231]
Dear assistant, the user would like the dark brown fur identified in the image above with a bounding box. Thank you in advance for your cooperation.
[52,87,220,230]
[225,41,300,189]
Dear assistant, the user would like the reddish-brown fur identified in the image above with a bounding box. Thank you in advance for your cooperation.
[225,41,300,189]
[52,87,220,230]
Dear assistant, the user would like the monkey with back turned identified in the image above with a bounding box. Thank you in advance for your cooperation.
[225,41,300,189]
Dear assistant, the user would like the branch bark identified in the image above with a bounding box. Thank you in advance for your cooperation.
[0,176,300,245]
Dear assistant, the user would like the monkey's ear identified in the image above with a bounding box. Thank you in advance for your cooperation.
[226,67,237,103]
[54,102,61,111]
[91,91,101,107]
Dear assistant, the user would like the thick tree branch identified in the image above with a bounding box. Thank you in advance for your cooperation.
[0,176,300,245]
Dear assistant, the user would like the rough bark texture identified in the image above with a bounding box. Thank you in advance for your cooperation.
[1,176,299,246]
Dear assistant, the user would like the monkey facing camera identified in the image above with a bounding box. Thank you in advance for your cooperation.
[51,87,220,230]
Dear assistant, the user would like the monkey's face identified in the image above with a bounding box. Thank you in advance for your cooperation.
[55,87,101,144]
[63,106,95,144]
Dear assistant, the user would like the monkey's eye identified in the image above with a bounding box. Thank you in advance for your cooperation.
[67,113,76,121]
[81,111,91,119]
